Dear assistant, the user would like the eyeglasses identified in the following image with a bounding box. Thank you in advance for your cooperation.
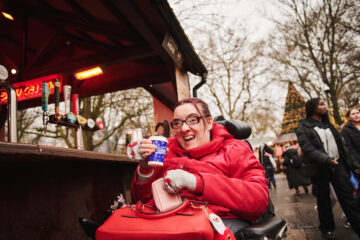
[170,115,205,129]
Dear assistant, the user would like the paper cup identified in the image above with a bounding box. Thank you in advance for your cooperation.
[127,128,143,161]
[148,136,168,167]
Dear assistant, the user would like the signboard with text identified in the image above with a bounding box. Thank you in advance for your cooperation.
[162,33,183,69]
[0,74,63,105]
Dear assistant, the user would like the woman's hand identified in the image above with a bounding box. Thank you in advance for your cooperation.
[330,159,339,166]
[139,138,156,158]
[163,169,196,193]
[138,138,156,168]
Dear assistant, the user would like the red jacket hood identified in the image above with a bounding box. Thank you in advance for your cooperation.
[167,123,234,159]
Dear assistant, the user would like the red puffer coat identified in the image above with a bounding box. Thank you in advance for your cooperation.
[131,123,269,221]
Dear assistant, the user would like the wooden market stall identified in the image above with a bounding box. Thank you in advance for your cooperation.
[0,0,207,239]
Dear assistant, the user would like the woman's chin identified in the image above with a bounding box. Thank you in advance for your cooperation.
[180,141,198,150]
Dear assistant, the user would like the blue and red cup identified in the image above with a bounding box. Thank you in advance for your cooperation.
[148,136,168,167]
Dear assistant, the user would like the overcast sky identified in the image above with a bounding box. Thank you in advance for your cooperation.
[169,0,287,138]
[220,0,279,40]
[170,0,281,42]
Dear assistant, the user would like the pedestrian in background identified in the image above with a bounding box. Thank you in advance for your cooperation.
[341,107,360,202]
[263,152,277,189]
[275,143,284,167]
[281,144,310,195]
[155,120,171,138]
[296,98,360,239]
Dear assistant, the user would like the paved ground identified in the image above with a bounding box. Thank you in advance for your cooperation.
[270,173,359,240]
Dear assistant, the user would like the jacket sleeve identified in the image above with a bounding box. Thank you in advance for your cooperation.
[342,128,360,169]
[204,141,269,221]
[131,166,165,204]
[295,124,331,166]
[165,141,268,221]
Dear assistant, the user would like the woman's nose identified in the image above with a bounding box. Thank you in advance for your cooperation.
[180,122,190,131]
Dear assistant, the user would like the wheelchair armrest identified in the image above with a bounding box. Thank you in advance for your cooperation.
[215,119,251,140]
[235,216,287,240]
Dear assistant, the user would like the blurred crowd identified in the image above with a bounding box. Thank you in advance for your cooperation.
[257,100,360,240]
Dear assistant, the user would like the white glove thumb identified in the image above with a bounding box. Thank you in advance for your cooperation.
[163,169,196,193]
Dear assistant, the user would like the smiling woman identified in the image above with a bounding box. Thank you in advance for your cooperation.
[171,98,213,150]
[131,97,269,235]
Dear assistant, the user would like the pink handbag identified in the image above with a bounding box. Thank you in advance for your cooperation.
[151,178,182,212]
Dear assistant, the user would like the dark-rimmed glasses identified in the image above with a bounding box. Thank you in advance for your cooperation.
[170,115,206,129]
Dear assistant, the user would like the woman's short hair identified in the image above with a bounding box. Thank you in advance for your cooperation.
[174,98,212,118]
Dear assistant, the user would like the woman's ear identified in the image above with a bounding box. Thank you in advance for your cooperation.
[207,117,213,131]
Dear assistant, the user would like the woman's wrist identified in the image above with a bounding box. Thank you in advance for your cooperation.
[137,166,154,178]
[139,159,150,169]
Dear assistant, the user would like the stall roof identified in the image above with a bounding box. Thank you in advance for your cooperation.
[272,133,297,145]
[0,0,207,109]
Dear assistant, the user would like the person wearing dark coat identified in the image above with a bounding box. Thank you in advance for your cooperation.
[342,107,360,167]
[295,98,360,239]
[263,154,276,189]
[281,145,310,195]
[341,107,360,201]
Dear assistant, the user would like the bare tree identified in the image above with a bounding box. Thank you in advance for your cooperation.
[269,0,360,125]
[170,0,236,34]
[169,1,283,137]
[81,88,153,152]
[195,22,280,136]
[19,88,154,153]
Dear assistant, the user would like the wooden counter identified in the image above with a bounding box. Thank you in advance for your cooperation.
[0,141,133,163]
[0,142,138,240]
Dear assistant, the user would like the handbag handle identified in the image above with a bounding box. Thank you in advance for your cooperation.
[135,200,192,219]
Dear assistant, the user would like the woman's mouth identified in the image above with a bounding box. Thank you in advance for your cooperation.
[183,135,195,142]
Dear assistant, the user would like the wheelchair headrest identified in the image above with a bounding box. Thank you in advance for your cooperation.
[215,119,252,140]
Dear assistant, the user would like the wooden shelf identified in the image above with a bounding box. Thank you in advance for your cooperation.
[0,141,134,164]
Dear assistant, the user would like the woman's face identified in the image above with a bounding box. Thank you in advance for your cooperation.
[173,103,213,150]
[348,109,360,123]
[316,100,327,116]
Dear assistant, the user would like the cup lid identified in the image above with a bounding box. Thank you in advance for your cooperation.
[149,136,168,143]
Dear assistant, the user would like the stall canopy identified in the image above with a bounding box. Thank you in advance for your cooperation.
[0,0,207,110]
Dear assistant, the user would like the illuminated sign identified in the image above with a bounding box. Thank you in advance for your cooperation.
[0,74,63,105]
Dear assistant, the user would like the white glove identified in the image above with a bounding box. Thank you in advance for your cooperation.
[163,169,196,193]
